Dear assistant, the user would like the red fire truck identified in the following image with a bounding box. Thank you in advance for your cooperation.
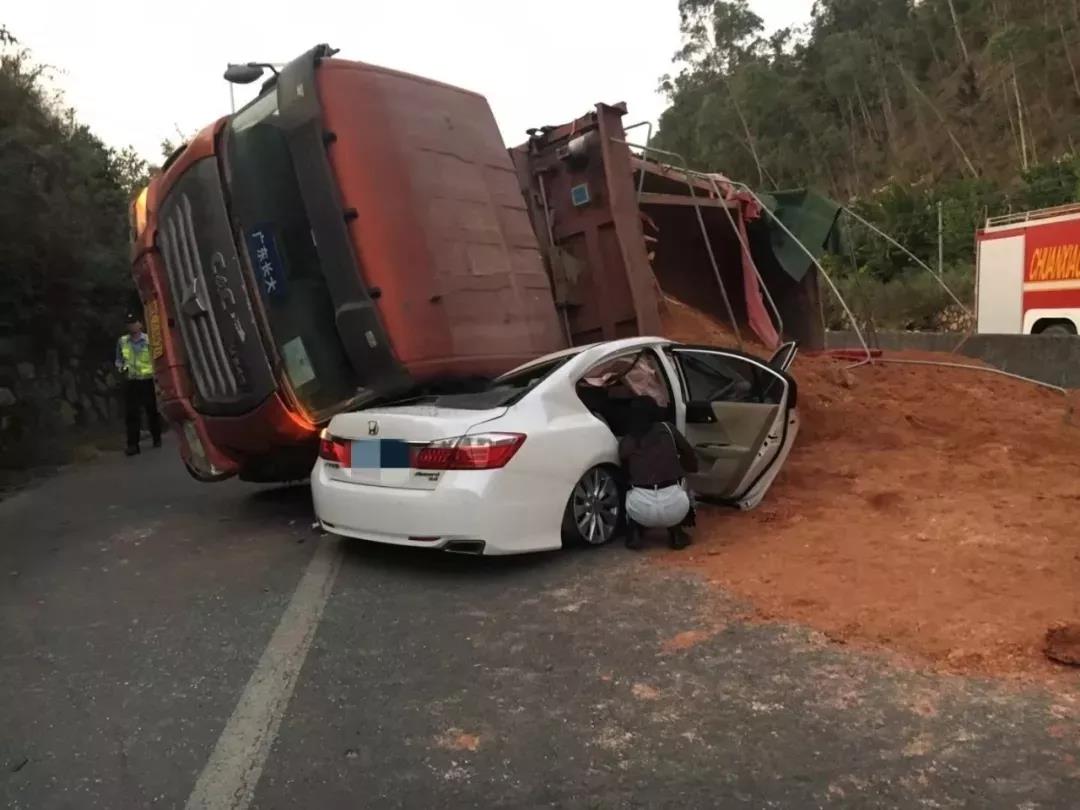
[976,203,1080,336]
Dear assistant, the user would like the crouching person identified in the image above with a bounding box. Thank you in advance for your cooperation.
[619,397,700,551]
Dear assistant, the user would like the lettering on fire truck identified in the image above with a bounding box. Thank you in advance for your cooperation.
[1028,243,1080,282]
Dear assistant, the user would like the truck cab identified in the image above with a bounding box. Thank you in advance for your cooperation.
[130,45,564,481]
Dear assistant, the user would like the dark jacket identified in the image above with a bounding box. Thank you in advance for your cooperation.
[618,423,699,487]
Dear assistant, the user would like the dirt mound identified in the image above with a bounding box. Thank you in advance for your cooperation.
[659,298,1080,683]
[660,296,744,350]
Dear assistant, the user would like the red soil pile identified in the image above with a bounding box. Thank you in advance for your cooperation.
[660,297,1080,682]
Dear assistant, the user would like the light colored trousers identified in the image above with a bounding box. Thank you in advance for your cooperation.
[626,484,691,529]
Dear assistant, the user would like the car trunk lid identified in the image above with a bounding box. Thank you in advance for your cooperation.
[323,404,508,490]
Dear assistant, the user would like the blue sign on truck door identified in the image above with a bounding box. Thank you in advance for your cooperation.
[244,225,287,300]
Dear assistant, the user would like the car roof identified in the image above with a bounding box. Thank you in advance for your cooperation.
[498,337,672,379]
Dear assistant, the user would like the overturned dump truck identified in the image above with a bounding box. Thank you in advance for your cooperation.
[510,102,840,352]
[130,45,841,483]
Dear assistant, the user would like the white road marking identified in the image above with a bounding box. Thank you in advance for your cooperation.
[185,536,344,810]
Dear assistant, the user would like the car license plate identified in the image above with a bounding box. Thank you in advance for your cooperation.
[349,439,413,485]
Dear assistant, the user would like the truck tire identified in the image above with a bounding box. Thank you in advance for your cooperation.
[1039,323,1077,336]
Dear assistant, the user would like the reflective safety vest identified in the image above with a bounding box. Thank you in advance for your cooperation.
[117,334,154,380]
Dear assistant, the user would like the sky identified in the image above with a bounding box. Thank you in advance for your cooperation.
[4,0,815,163]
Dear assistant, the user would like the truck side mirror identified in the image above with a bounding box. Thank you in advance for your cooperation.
[224,64,265,85]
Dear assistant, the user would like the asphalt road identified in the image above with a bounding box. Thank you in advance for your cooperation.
[2,440,1079,809]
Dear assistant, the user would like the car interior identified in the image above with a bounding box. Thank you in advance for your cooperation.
[575,350,675,437]
[575,347,792,501]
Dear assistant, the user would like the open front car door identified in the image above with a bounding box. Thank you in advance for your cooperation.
[768,341,799,373]
[667,347,800,511]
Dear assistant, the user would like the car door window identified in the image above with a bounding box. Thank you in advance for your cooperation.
[676,351,783,406]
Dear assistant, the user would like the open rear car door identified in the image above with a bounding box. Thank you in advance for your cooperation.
[667,347,800,510]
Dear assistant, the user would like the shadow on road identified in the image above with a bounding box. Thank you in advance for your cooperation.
[237,483,316,520]
[336,533,577,583]
[239,481,620,582]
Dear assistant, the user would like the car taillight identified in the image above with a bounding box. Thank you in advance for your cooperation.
[318,430,351,466]
[414,433,526,471]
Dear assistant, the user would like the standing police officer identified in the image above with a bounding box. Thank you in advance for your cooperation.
[115,312,161,456]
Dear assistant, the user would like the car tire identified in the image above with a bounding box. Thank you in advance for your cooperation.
[561,465,624,547]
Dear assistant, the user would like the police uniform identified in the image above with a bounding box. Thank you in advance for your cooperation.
[116,318,161,455]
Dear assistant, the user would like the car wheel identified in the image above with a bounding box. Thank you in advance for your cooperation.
[562,466,623,547]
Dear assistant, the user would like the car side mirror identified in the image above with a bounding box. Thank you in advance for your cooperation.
[685,401,716,424]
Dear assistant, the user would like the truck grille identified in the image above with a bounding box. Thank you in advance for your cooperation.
[158,194,240,400]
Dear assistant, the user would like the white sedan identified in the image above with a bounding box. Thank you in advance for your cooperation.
[311,337,799,555]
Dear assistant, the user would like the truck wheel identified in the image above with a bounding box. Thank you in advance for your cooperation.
[1040,323,1077,336]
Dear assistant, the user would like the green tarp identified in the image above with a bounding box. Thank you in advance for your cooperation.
[754,189,842,283]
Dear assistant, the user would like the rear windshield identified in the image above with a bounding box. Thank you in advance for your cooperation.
[222,91,360,419]
[383,357,570,411]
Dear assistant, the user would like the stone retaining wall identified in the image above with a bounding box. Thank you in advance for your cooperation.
[826,331,1080,389]
[0,335,122,465]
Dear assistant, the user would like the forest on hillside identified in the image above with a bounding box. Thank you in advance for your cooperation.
[0,25,148,469]
[656,0,1080,329]
[0,24,146,355]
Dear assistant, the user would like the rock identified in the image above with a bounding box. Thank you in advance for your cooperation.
[41,376,62,399]
[1045,623,1080,666]
[61,370,78,403]
[828,365,857,389]
[93,394,111,421]
[16,362,34,381]
[72,444,100,463]
[56,401,76,428]
[79,394,97,425]
[45,349,59,377]
[0,387,14,408]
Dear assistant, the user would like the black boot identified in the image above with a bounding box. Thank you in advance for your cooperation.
[125,445,140,457]
[625,520,644,550]
[668,526,690,550]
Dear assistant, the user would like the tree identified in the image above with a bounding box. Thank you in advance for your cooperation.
[0,28,146,358]
[657,0,1080,196]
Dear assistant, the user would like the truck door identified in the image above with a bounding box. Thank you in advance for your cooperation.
[667,347,798,508]
[976,232,1025,334]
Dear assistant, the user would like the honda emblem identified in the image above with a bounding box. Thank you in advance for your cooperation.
[367,420,379,436]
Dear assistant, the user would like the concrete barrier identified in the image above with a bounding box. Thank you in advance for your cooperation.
[826,330,1080,389]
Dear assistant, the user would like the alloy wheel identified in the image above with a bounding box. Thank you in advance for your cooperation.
[571,467,620,545]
